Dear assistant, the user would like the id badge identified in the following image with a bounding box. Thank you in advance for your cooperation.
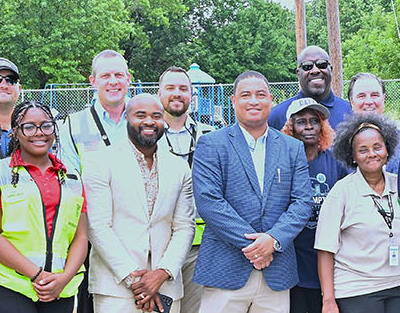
[389,245,399,266]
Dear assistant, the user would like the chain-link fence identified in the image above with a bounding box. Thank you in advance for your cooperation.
[19,79,400,126]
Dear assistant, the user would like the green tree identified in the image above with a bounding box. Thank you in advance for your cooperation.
[305,0,391,50]
[0,0,132,88]
[122,0,190,81]
[343,2,400,79]
[190,0,297,83]
[124,0,297,83]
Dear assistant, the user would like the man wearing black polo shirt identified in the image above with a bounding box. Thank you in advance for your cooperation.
[268,46,352,131]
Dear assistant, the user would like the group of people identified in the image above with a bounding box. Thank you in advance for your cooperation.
[0,44,398,313]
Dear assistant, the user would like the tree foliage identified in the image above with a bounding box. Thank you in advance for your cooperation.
[191,0,297,83]
[0,0,132,88]
[127,0,297,83]
[122,0,192,82]
[343,1,400,79]
[305,0,400,79]
[1,0,399,88]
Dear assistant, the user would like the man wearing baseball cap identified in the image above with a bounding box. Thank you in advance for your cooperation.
[0,57,21,158]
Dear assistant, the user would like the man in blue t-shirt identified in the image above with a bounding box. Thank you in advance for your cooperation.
[268,46,352,131]
[0,57,21,158]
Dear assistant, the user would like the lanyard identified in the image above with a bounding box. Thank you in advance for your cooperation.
[164,123,197,168]
[90,104,111,147]
[372,194,394,237]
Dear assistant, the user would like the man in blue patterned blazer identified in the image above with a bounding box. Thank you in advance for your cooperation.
[192,70,313,313]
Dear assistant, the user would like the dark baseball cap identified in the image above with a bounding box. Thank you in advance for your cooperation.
[0,58,20,79]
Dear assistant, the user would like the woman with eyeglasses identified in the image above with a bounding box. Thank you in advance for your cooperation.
[281,98,348,313]
[315,113,400,313]
[0,101,87,313]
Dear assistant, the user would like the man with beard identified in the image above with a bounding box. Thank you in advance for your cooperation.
[157,66,214,313]
[82,93,195,313]
[268,46,352,131]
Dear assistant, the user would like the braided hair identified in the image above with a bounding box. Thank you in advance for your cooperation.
[8,100,61,187]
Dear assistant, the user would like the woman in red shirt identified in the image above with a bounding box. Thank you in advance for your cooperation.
[0,100,87,313]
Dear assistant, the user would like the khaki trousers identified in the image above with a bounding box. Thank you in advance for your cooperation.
[93,294,180,313]
[199,269,289,313]
[180,245,202,313]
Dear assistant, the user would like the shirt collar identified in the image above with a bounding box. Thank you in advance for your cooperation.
[355,167,396,197]
[93,96,128,120]
[9,149,66,172]
[164,114,196,133]
[128,139,158,163]
[239,124,268,150]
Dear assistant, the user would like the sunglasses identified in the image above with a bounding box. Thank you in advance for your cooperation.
[299,60,330,72]
[0,74,19,85]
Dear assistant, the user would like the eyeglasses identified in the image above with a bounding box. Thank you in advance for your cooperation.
[0,75,19,85]
[19,121,56,137]
[299,60,330,72]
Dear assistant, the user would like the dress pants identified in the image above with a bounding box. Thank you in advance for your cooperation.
[336,286,400,313]
[180,245,203,313]
[199,269,289,313]
[77,243,93,313]
[94,294,180,313]
[0,285,74,313]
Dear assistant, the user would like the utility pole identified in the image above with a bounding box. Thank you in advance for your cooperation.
[295,0,307,58]
[326,0,343,97]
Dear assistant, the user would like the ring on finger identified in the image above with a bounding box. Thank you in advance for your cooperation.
[140,293,145,299]
[255,254,258,258]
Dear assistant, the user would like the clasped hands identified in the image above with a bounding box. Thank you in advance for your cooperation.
[242,233,275,270]
[129,269,169,312]
[32,271,69,302]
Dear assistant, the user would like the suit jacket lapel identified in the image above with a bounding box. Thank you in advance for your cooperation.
[229,124,262,201]
[153,148,165,221]
[262,129,280,211]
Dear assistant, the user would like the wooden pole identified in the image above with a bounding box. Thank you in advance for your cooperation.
[295,0,307,58]
[326,0,343,97]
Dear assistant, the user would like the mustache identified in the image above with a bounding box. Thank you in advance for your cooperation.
[139,125,158,131]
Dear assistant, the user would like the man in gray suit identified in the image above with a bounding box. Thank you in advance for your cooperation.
[83,93,195,313]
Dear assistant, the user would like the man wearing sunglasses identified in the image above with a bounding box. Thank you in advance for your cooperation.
[0,57,21,159]
[157,66,214,313]
[268,45,351,131]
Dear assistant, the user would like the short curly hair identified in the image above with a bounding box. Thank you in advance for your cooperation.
[332,113,398,169]
[281,110,334,152]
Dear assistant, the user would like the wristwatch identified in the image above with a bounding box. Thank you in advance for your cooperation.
[123,273,138,288]
[273,239,282,252]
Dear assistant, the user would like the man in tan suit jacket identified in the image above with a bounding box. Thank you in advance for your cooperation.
[82,93,195,313]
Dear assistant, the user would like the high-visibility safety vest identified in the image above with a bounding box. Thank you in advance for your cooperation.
[0,160,85,301]
[62,100,128,174]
